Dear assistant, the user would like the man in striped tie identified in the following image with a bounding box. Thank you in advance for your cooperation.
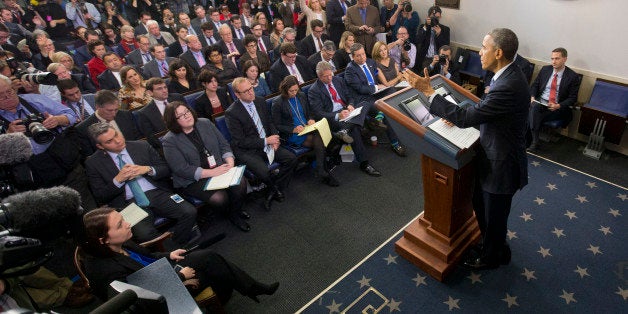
[225,77,298,211]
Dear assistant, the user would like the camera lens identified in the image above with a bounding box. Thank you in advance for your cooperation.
[29,123,55,144]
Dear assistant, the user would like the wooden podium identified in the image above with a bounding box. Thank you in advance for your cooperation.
[375,76,481,281]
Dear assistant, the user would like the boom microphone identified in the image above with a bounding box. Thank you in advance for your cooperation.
[0,186,82,238]
[0,133,33,165]
[90,289,139,314]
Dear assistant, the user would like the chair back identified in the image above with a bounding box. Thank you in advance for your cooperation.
[586,80,628,118]
[214,114,231,142]
[459,49,486,79]
[73,246,90,289]
[183,89,205,112]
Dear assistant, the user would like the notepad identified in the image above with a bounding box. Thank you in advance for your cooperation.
[298,118,332,146]
[339,106,363,122]
[203,165,246,191]
[120,203,149,227]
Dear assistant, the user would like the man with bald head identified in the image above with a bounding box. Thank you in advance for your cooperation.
[178,35,206,76]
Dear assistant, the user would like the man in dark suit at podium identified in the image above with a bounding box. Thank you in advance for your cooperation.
[409,28,530,270]
[528,47,580,151]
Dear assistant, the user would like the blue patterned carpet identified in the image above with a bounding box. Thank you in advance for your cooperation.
[299,154,627,313]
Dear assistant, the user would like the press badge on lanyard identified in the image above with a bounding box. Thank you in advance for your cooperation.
[206,150,217,169]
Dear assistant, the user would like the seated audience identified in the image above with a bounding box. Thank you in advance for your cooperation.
[57,79,94,123]
[84,123,198,246]
[167,59,200,94]
[307,40,338,72]
[32,38,55,71]
[387,26,416,70]
[115,25,140,57]
[97,52,125,91]
[118,66,152,110]
[254,12,270,35]
[49,63,96,94]
[101,23,121,47]
[372,41,404,87]
[230,14,251,41]
[272,27,300,61]
[72,30,102,67]
[125,35,154,67]
[136,77,186,149]
[427,45,461,85]
[194,69,232,119]
[335,31,356,70]
[35,0,69,41]
[269,18,285,49]
[250,22,272,56]
[242,60,272,98]
[102,1,130,32]
[217,24,245,63]
[239,34,271,73]
[268,42,316,92]
[86,40,109,88]
[199,22,221,47]
[299,20,330,59]
[167,25,189,58]
[272,76,339,186]
[143,44,177,79]
[147,19,175,47]
[75,90,142,157]
[528,47,580,151]
[203,45,241,86]
[51,51,84,75]
[225,77,298,210]
[178,35,206,77]
[161,101,251,232]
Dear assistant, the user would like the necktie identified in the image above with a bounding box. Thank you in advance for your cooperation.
[76,7,86,27]
[160,61,168,77]
[258,38,266,53]
[340,1,346,14]
[362,64,375,85]
[247,104,266,138]
[229,42,238,65]
[360,8,367,24]
[317,37,323,52]
[290,65,304,84]
[238,29,244,39]
[188,26,196,35]
[143,53,151,62]
[117,154,150,207]
[548,73,558,103]
[328,83,344,106]
[194,52,205,67]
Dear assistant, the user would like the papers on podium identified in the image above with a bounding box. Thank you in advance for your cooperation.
[297,118,332,146]
[120,203,148,227]
[203,165,246,191]
[427,118,480,150]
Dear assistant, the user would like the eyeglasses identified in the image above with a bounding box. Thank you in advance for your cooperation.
[175,110,192,119]
[0,88,15,99]
[237,87,254,94]
[246,43,257,48]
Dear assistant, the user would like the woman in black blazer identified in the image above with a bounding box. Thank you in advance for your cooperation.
[167,59,201,94]
[194,70,232,120]
[81,207,279,305]
[271,76,339,186]
[161,101,251,232]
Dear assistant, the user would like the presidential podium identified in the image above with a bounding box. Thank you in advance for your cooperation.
[375,76,481,281]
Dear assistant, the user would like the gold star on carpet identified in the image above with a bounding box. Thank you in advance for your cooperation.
[546,183,557,191]
[387,298,401,312]
[599,226,612,235]
[585,181,597,188]
[538,246,552,258]
[534,197,546,205]
[564,210,578,220]
[551,227,565,238]
[575,195,588,203]
[574,265,590,278]
[412,274,427,287]
[356,275,372,288]
[587,244,602,255]
[325,299,342,313]
[467,272,482,284]
[501,293,519,308]
[617,193,627,201]
[520,212,533,222]
[557,170,568,177]
[383,254,398,265]
[521,268,537,281]
[531,161,540,167]
[616,287,628,301]
[559,290,577,304]
[443,296,460,311]
[507,229,518,240]
[609,208,622,217]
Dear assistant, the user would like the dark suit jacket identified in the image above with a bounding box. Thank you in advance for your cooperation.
[217,39,245,56]
[125,48,153,67]
[142,57,178,79]
[485,54,533,85]
[2,43,25,62]
[225,97,279,157]
[298,34,330,59]
[134,24,148,36]
[271,92,314,141]
[194,88,231,119]
[136,94,185,149]
[230,25,252,40]
[256,35,272,55]
[179,50,206,76]
[344,5,383,54]
[75,111,142,157]
[326,0,347,45]
[97,70,122,91]
[191,14,211,29]
[268,57,316,92]
[307,77,354,124]
[71,73,97,93]
[344,59,379,101]
[430,64,530,194]
[529,65,580,121]
[415,23,450,70]
[161,118,233,188]
[167,41,185,58]
[238,51,271,73]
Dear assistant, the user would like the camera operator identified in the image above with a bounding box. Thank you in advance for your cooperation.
[415,5,450,72]
[66,0,102,29]
[0,74,96,209]
[379,0,398,43]
[388,0,419,43]
[427,45,460,85]
[387,25,415,70]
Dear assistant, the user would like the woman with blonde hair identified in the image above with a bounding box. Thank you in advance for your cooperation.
[298,0,326,36]
[335,31,356,70]
[51,51,84,74]
[118,66,152,110]
[372,41,404,87]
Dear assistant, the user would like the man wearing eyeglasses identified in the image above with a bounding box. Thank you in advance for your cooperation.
[298,19,330,59]
[268,42,316,92]
[250,22,272,56]
[225,77,297,211]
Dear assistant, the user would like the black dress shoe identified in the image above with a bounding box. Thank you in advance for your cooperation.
[229,215,251,232]
[392,144,407,157]
[360,163,381,177]
[273,190,285,202]
[247,282,280,303]
[321,173,340,187]
[263,193,273,211]
[368,119,388,130]
[462,256,499,270]
[240,211,251,220]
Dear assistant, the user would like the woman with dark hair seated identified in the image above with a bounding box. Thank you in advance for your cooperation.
[161,101,252,232]
[242,60,271,98]
[81,207,279,304]
[118,66,152,110]
[194,69,232,120]
[271,76,339,186]
[202,45,241,86]
[167,59,200,94]
[239,34,271,73]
